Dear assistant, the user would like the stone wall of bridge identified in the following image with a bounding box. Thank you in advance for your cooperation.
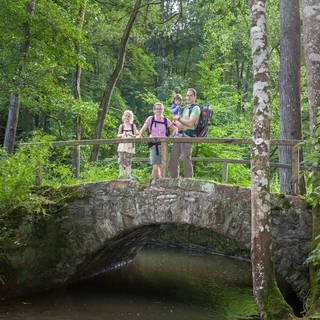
[1,179,311,300]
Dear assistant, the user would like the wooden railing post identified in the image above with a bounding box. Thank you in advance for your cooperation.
[72,145,80,178]
[161,141,168,177]
[223,160,228,183]
[291,145,300,195]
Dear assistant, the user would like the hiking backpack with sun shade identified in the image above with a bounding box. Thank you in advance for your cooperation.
[184,103,213,137]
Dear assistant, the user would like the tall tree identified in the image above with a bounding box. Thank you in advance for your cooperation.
[302,1,320,141]
[279,0,304,195]
[90,0,142,162]
[3,1,36,153]
[302,0,320,314]
[249,0,294,318]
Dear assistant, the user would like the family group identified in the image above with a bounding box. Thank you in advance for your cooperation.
[117,88,201,180]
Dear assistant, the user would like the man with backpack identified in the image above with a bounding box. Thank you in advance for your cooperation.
[169,88,200,178]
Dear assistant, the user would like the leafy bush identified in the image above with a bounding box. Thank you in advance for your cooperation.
[80,159,118,182]
[306,235,320,277]
[0,137,52,215]
[304,139,320,202]
[304,137,320,283]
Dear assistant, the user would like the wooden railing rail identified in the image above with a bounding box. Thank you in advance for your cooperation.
[21,137,303,194]
[22,137,302,147]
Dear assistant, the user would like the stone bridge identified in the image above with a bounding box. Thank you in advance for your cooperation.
[2,179,311,300]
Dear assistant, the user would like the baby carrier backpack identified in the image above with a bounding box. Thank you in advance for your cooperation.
[184,103,213,137]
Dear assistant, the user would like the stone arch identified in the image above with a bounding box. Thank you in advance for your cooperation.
[71,222,250,282]
[63,180,312,300]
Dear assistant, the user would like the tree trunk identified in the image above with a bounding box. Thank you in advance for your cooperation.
[302,0,320,314]
[279,0,305,195]
[302,0,320,140]
[249,1,294,319]
[72,1,87,178]
[4,93,20,153]
[3,1,36,153]
[90,0,142,162]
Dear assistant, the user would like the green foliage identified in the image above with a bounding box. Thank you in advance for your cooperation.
[0,0,311,206]
[304,136,320,292]
[80,159,118,182]
[270,173,281,193]
[194,0,257,158]
[155,75,189,103]
[304,138,320,204]
[193,141,251,186]
[306,235,320,273]
[0,134,53,215]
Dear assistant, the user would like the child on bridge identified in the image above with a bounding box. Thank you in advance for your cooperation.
[117,110,138,180]
[169,93,183,116]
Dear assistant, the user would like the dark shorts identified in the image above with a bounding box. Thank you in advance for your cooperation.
[150,144,161,165]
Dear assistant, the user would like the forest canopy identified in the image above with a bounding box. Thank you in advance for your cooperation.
[0,0,312,186]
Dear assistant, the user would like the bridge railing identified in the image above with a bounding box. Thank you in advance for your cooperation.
[26,137,303,194]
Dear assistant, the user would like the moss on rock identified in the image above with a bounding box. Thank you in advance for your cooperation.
[261,280,296,320]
